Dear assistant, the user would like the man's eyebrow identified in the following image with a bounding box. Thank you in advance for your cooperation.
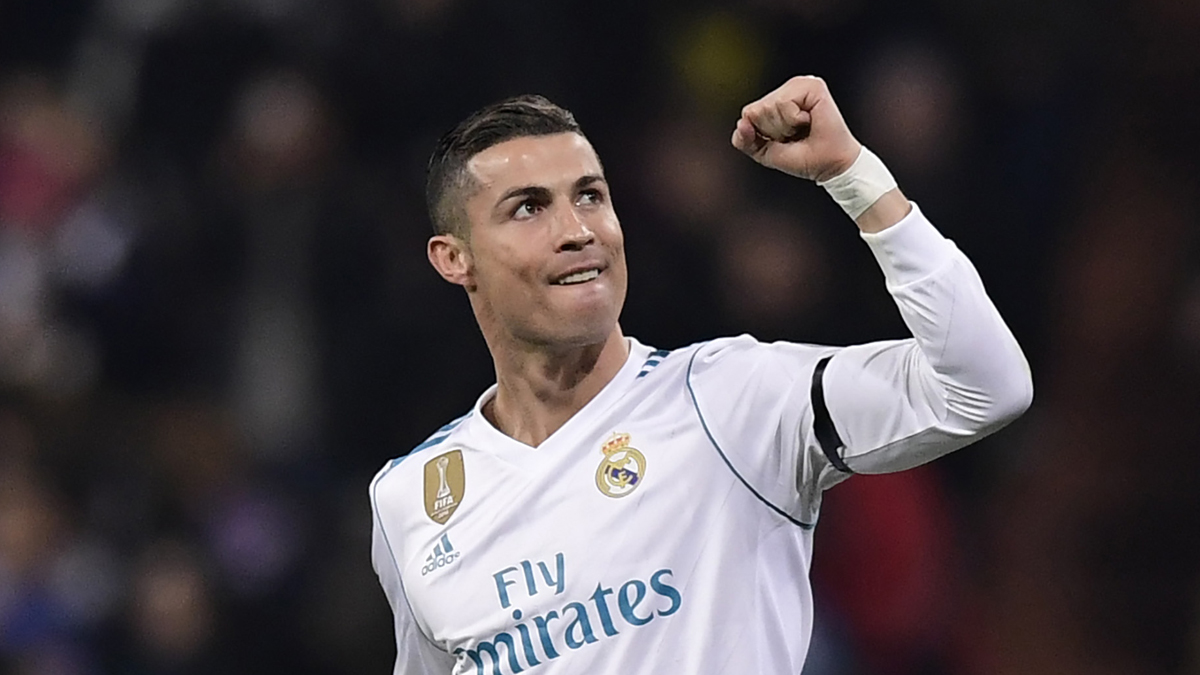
[496,185,552,205]
[495,175,606,206]
[575,174,607,189]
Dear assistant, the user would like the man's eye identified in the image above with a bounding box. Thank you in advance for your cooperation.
[578,189,603,205]
[515,202,540,218]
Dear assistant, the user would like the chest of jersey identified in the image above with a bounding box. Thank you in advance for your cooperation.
[401,384,748,669]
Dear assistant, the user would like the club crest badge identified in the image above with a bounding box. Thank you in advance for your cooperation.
[424,449,465,524]
[595,432,646,499]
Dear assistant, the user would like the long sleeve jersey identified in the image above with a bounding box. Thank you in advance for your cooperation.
[370,202,1033,675]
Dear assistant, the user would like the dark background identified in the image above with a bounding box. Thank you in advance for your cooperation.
[1,0,1198,673]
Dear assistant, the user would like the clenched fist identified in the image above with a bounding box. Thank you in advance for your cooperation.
[731,76,861,183]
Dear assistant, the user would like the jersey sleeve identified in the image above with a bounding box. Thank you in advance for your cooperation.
[370,467,456,675]
[686,336,839,525]
[686,203,1032,522]
[821,203,1032,476]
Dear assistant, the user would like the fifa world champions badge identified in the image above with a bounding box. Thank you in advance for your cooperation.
[595,432,646,498]
[424,449,465,524]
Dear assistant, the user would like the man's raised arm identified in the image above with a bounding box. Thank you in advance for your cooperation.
[733,76,1033,479]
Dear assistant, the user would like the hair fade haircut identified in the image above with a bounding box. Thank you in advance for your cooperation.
[426,95,584,237]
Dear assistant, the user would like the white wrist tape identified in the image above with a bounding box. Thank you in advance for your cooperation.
[817,146,897,220]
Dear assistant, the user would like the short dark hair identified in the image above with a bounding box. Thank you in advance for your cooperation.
[426,95,583,237]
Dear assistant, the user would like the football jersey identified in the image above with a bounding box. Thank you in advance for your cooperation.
[370,204,1032,675]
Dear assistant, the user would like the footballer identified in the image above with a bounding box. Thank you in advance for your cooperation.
[369,76,1033,674]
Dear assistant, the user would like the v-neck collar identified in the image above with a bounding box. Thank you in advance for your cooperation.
[466,338,653,456]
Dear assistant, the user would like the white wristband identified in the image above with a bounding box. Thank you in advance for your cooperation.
[817,146,897,220]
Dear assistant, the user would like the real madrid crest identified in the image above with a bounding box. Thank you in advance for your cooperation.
[595,432,646,498]
[424,449,465,524]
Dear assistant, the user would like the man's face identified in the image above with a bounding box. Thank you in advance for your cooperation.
[440,133,627,349]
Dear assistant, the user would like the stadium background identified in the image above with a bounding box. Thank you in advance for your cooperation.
[1,0,1198,673]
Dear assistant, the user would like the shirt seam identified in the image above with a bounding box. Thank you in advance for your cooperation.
[685,345,816,531]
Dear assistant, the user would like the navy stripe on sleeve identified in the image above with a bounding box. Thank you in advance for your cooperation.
[811,355,853,474]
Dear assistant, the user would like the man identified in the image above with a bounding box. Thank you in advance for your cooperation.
[370,76,1032,674]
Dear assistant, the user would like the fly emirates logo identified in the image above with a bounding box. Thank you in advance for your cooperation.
[454,552,682,674]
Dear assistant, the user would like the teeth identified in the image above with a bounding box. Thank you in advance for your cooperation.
[556,269,600,285]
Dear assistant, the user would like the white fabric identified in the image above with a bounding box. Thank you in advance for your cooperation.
[370,203,1032,675]
[817,146,898,219]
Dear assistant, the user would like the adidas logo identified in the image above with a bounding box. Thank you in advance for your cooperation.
[421,533,460,576]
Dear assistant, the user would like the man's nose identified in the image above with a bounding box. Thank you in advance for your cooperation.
[555,206,595,252]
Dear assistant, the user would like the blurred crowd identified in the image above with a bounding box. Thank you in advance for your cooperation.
[1,0,1198,674]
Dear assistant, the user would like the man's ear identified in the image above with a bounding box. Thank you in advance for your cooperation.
[428,234,475,290]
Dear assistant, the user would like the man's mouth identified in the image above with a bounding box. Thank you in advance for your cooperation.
[553,269,601,285]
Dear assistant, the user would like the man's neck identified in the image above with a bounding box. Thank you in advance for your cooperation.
[485,329,629,447]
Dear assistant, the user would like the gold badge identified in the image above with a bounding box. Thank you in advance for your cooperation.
[595,433,646,498]
[424,449,465,524]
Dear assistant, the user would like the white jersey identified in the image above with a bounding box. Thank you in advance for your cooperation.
[370,204,1032,675]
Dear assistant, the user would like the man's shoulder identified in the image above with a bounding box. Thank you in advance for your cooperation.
[371,411,474,498]
[629,335,759,374]
[681,334,825,371]
[623,335,825,392]
[683,334,835,399]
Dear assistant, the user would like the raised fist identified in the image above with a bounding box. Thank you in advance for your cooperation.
[732,76,862,183]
